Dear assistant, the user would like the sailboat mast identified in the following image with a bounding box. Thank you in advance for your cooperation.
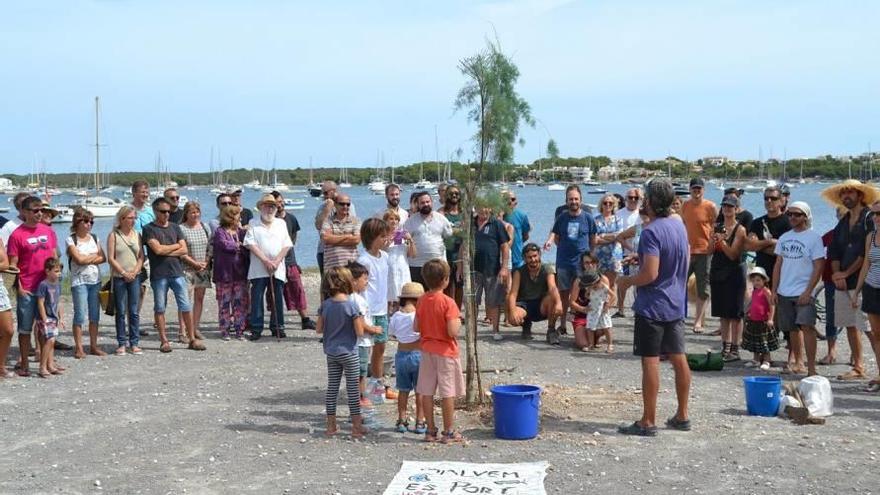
[94,97,101,191]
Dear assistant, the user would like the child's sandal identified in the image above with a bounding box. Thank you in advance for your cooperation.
[424,427,440,443]
[395,419,410,433]
[412,421,428,434]
[441,430,467,444]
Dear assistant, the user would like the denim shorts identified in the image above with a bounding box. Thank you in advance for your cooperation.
[71,282,101,325]
[395,350,421,392]
[372,314,389,344]
[150,275,192,314]
[358,346,370,378]
[556,267,578,292]
[16,293,37,334]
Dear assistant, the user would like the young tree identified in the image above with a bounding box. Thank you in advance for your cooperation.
[454,38,533,407]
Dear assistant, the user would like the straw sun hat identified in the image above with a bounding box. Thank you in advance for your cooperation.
[820,179,880,207]
[400,282,425,299]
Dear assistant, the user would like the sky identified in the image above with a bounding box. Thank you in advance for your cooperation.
[1,0,879,174]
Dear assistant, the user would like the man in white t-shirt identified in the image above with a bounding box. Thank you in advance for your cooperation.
[244,194,293,340]
[373,183,408,224]
[771,201,825,377]
[614,187,643,317]
[403,191,452,286]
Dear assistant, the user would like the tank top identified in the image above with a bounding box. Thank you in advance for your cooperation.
[867,232,880,289]
[113,230,140,275]
[748,288,770,322]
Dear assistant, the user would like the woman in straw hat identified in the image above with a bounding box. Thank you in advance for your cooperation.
[851,199,880,391]
[820,179,880,380]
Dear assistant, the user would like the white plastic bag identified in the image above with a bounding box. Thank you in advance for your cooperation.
[367,378,385,404]
[777,394,802,417]
[798,376,833,417]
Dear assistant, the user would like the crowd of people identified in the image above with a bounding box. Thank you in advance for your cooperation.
[2,175,880,440]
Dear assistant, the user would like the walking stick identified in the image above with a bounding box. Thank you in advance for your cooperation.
[267,270,279,342]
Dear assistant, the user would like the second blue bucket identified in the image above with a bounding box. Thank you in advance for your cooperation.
[491,384,541,440]
[743,376,782,417]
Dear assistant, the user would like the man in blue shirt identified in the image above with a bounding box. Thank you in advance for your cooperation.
[617,178,691,437]
[543,185,596,337]
[503,191,531,271]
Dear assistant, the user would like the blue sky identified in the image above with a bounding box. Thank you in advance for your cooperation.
[1,0,878,174]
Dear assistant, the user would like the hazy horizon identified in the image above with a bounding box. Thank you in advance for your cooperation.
[2,1,878,174]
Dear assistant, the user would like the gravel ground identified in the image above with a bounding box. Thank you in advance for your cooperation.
[2,272,880,494]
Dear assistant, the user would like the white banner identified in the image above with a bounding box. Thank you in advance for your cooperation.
[383,461,548,495]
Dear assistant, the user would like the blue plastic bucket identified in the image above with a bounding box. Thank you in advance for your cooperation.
[491,384,541,440]
[743,376,782,417]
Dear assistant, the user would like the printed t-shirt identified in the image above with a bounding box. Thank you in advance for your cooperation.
[774,228,825,297]
[474,217,510,276]
[357,250,389,316]
[36,280,61,321]
[632,217,689,322]
[351,292,373,347]
[142,222,185,280]
[415,291,460,358]
[7,223,58,292]
[504,209,531,269]
[748,213,791,281]
[320,297,361,356]
[244,217,293,281]
[551,210,597,271]
[66,234,101,286]
[681,199,717,254]
[404,212,453,267]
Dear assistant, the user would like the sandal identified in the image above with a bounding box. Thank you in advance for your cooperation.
[395,419,410,433]
[424,428,440,443]
[37,371,51,379]
[130,347,143,355]
[16,368,30,378]
[665,416,691,431]
[412,421,428,434]
[818,355,836,365]
[188,340,206,351]
[50,368,64,375]
[115,347,127,356]
[692,326,704,335]
[159,342,173,353]
[618,421,657,437]
[837,369,867,381]
[441,430,466,444]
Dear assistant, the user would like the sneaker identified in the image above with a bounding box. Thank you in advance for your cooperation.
[493,333,503,341]
[301,317,317,330]
[546,328,561,346]
[521,321,533,340]
[249,333,262,342]
[557,325,568,336]
[759,362,771,371]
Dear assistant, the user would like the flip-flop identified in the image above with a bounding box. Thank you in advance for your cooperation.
[837,370,867,381]
[818,356,836,365]
[50,369,64,375]
[15,368,30,378]
[692,327,704,334]
[159,342,173,353]
[618,421,657,437]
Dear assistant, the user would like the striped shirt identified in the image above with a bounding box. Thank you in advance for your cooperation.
[321,214,361,272]
[867,232,880,289]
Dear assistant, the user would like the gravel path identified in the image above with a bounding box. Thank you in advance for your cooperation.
[2,272,879,494]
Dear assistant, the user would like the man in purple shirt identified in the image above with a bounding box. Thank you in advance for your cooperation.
[617,179,691,437]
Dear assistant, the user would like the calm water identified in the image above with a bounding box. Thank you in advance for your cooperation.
[33,181,840,270]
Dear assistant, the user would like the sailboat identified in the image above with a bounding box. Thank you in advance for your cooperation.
[308,158,323,197]
[339,161,352,188]
[414,161,435,190]
[71,97,126,217]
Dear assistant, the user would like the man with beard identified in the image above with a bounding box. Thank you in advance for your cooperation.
[270,191,316,331]
[373,183,408,223]
[404,191,452,286]
[320,193,361,271]
[771,201,825,376]
[614,188,642,318]
[543,185,597,338]
[442,186,464,306]
[507,243,562,340]
[617,179,691,437]
[823,180,877,380]
[502,190,531,272]
[745,186,791,286]
[230,189,254,225]
[244,194,293,340]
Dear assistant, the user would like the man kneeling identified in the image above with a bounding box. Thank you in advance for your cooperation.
[506,243,562,342]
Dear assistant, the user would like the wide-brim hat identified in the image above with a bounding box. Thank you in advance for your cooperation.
[256,194,277,208]
[400,282,425,299]
[40,201,59,217]
[748,266,769,281]
[821,179,880,207]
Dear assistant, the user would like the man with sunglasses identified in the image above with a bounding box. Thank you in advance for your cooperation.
[230,189,254,226]
[681,178,717,334]
[320,192,361,272]
[502,191,531,272]
[745,186,791,287]
[614,188,643,317]
[208,193,234,236]
[315,181,358,275]
[0,192,31,247]
[7,196,59,374]
[143,197,204,352]
[164,188,184,224]
[771,201,824,376]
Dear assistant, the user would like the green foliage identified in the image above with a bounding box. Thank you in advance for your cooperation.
[546,139,560,161]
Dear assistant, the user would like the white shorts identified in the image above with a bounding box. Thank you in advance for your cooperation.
[834,290,866,330]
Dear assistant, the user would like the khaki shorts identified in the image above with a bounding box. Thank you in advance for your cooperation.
[688,254,711,300]
[416,352,465,399]
[777,296,817,333]
[834,289,866,329]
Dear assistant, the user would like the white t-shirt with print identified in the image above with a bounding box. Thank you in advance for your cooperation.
[66,235,101,287]
[388,310,418,344]
[403,212,452,267]
[774,228,825,297]
[352,292,373,348]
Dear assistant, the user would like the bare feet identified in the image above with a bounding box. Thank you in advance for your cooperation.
[74,349,86,359]
[325,417,338,436]
[90,348,107,357]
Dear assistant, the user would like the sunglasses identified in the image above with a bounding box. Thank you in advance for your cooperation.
[157,209,171,214]
[602,201,615,205]
[764,196,780,201]
[508,198,517,202]
[167,196,180,201]
[626,196,640,200]
[786,211,805,218]
[336,202,351,207]
[80,219,94,224]
[219,202,232,206]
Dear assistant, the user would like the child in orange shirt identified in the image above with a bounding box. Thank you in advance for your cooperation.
[415,259,465,443]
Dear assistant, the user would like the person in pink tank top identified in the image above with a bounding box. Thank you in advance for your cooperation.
[741,267,779,370]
